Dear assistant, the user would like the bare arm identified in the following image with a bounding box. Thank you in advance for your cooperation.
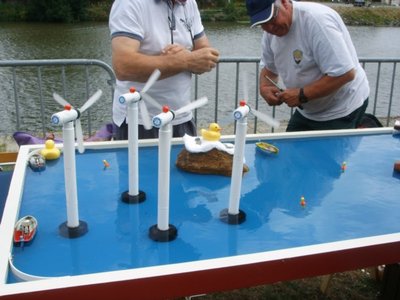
[260,67,356,107]
[281,69,356,108]
[112,35,219,82]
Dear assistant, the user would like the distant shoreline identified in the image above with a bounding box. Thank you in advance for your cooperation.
[325,3,400,26]
[0,2,399,26]
[201,2,400,27]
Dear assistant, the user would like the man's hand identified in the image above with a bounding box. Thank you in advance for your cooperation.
[260,85,284,106]
[186,47,220,74]
[280,88,303,108]
[162,45,219,74]
[259,68,284,106]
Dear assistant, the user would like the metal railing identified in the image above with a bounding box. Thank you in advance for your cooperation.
[194,57,400,133]
[0,59,115,138]
[0,57,399,138]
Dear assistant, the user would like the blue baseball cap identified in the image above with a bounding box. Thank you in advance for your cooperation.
[246,0,276,27]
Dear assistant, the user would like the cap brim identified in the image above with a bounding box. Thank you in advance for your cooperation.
[250,4,275,28]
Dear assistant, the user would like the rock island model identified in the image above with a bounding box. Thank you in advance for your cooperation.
[176,123,249,177]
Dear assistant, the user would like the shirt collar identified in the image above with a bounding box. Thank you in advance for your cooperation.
[156,0,187,5]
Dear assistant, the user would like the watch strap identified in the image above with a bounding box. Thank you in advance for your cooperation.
[299,88,309,104]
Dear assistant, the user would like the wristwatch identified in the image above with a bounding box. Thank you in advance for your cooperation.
[299,88,309,104]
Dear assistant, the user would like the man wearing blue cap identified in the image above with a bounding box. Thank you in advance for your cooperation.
[246,0,370,131]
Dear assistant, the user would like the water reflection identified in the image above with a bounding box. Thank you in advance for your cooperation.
[0,22,112,62]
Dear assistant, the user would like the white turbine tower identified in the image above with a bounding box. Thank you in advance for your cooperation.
[221,74,279,224]
[51,89,103,237]
[149,96,208,242]
[118,69,162,203]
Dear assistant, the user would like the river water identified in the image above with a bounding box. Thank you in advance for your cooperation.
[0,22,399,135]
[1,22,400,60]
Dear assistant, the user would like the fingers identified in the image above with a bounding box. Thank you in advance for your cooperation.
[260,86,284,106]
[162,45,219,74]
[187,47,219,74]
[279,88,303,108]
[162,44,187,55]
[206,48,219,71]
[209,47,220,61]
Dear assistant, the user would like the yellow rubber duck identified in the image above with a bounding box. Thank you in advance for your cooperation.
[40,139,61,160]
[201,123,221,142]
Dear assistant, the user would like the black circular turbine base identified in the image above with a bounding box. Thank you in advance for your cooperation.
[59,220,88,238]
[121,190,146,204]
[219,208,246,225]
[149,224,177,242]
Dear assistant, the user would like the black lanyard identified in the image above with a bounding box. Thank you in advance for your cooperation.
[166,0,194,48]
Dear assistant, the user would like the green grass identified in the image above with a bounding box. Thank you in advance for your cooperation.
[333,6,400,26]
[176,269,382,300]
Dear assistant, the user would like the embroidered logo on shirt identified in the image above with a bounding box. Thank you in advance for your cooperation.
[293,49,303,65]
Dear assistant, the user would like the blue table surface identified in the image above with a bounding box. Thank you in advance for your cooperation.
[8,132,400,281]
[0,171,13,222]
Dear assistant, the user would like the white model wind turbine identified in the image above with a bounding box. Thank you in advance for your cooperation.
[118,69,162,203]
[51,89,103,238]
[220,74,279,224]
[53,90,103,154]
[149,96,208,242]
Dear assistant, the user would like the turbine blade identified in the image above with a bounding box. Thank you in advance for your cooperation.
[142,93,162,110]
[75,120,85,153]
[80,90,103,113]
[251,109,280,129]
[242,71,249,102]
[139,100,152,130]
[53,92,69,107]
[175,97,208,116]
[141,69,161,94]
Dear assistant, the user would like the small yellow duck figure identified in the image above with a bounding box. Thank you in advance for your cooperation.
[40,139,61,160]
[201,122,221,142]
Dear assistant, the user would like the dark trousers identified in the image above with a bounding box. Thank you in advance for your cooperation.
[286,99,369,132]
[113,119,197,140]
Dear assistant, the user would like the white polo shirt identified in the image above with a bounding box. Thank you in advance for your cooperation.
[261,1,370,121]
[109,0,205,126]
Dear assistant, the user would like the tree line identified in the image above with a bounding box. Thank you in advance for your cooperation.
[0,0,233,22]
[1,0,93,22]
